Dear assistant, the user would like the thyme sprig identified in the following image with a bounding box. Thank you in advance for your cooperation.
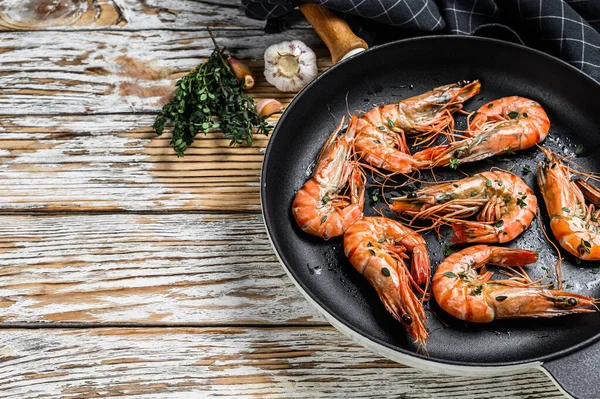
[153,32,270,156]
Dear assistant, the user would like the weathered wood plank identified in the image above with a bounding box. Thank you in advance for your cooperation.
[0,52,331,212]
[0,0,126,29]
[0,113,270,211]
[0,213,323,324]
[0,29,326,115]
[0,113,270,212]
[0,0,305,31]
[0,327,565,398]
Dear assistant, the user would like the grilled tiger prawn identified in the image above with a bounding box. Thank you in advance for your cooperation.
[390,171,536,243]
[354,80,481,174]
[292,116,365,239]
[433,245,596,322]
[538,147,600,260]
[414,96,550,168]
[344,216,430,346]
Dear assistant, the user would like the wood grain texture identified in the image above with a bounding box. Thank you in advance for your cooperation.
[0,0,125,29]
[0,327,565,398]
[0,213,323,324]
[0,0,288,30]
[0,29,327,115]
[299,3,367,63]
[0,112,267,212]
[0,56,331,212]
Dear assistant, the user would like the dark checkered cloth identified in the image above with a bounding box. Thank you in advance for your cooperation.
[243,0,600,81]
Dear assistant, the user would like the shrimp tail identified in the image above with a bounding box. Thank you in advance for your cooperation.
[487,247,539,267]
[411,245,430,285]
[451,221,499,243]
[412,145,450,162]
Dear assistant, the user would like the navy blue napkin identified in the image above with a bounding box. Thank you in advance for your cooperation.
[242,0,600,81]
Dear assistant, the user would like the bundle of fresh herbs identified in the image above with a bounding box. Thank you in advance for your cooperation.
[153,36,270,157]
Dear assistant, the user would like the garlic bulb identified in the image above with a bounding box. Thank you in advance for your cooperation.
[264,40,318,92]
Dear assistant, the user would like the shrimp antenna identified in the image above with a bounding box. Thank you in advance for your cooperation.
[345,91,351,118]
[536,206,564,290]
[426,307,449,328]
[428,166,440,184]
[416,341,429,356]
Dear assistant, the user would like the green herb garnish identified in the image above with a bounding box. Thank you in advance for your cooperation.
[444,244,453,257]
[154,35,270,156]
[449,158,460,169]
[578,239,591,256]
[443,271,457,278]
[371,188,379,202]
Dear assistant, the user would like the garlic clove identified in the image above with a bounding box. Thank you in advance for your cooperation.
[255,99,282,118]
[228,57,255,90]
[264,40,318,92]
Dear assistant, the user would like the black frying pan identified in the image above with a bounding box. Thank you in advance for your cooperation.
[261,36,600,399]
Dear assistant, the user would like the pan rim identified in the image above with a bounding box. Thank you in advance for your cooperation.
[260,34,600,368]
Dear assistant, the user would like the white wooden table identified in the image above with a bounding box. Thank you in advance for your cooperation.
[0,1,566,397]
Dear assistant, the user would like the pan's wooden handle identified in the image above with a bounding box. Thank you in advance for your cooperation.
[299,3,368,63]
